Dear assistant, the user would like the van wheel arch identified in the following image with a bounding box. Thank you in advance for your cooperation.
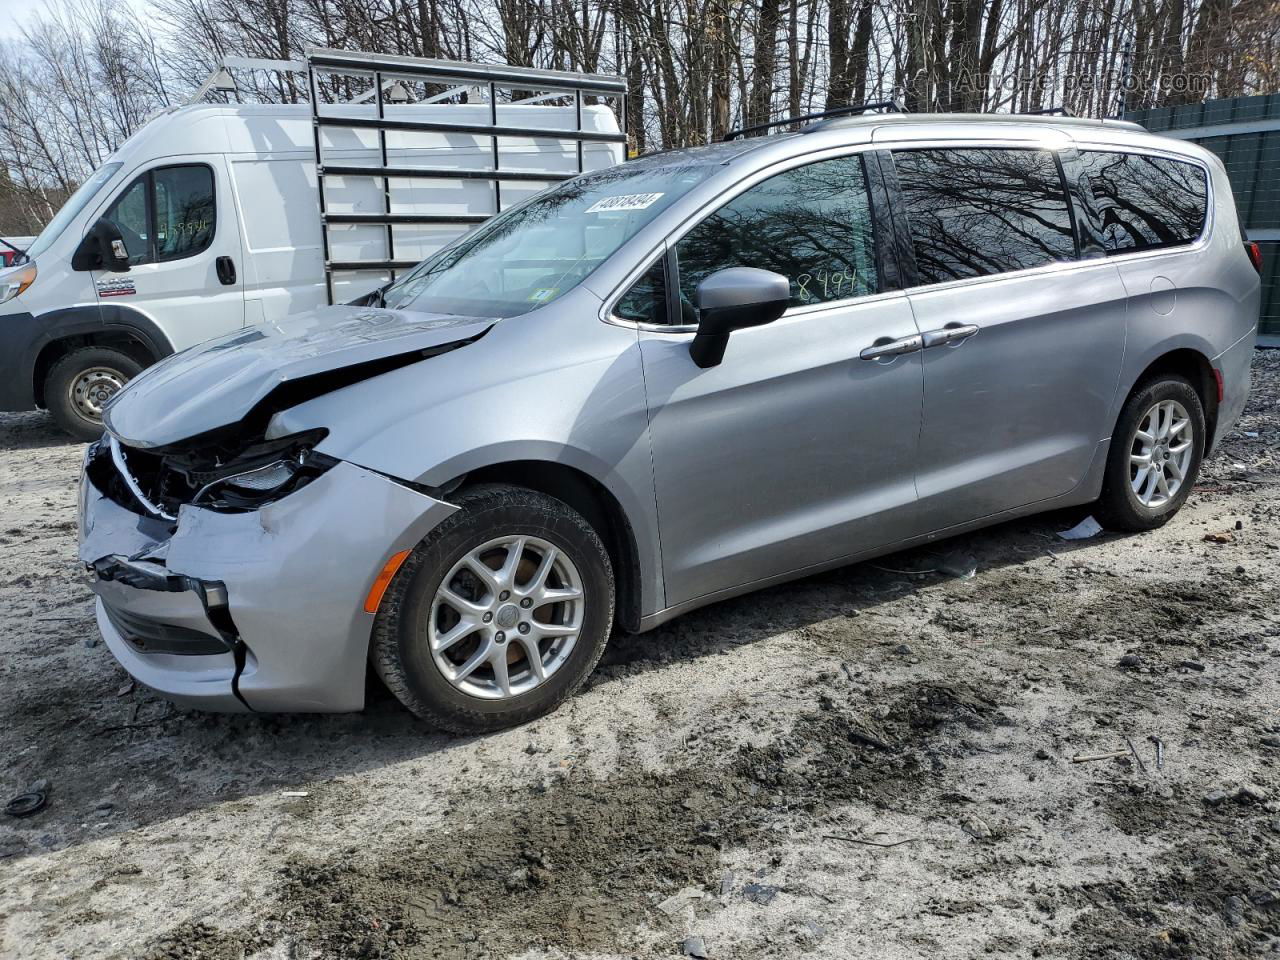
[33,329,163,409]
[448,461,644,634]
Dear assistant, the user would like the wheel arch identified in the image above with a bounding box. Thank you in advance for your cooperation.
[450,460,645,633]
[31,305,174,408]
[1127,347,1219,448]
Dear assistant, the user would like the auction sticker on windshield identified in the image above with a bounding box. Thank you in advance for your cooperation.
[586,193,664,214]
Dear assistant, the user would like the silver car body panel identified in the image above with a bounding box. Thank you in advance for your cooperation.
[80,457,457,711]
[104,306,494,448]
[78,114,1260,711]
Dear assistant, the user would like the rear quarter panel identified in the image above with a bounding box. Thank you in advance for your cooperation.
[1093,143,1259,443]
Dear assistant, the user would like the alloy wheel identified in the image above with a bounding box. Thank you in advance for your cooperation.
[428,535,584,700]
[1128,399,1193,508]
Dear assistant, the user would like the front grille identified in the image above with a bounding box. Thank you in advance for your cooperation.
[102,601,228,656]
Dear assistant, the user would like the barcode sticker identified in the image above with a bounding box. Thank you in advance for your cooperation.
[585,192,665,214]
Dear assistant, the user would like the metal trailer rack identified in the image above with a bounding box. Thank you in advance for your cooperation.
[304,49,628,304]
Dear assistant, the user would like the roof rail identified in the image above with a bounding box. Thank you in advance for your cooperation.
[724,100,906,141]
[1022,106,1075,118]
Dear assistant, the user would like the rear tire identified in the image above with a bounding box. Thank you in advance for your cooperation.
[45,346,142,442]
[371,484,615,733]
[1094,376,1205,532]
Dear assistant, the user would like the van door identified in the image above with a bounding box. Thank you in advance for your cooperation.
[635,153,924,607]
[92,158,245,351]
[889,145,1127,527]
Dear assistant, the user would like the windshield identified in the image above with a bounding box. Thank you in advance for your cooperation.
[23,162,123,261]
[382,163,718,318]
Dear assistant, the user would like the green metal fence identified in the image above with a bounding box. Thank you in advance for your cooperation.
[1128,95,1280,341]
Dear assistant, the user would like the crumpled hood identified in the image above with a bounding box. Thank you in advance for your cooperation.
[104,305,495,448]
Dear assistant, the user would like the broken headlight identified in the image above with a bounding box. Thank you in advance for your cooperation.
[189,433,339,510]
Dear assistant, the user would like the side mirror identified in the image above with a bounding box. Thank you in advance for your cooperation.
[689,267,789,368]
[71,219,131,273]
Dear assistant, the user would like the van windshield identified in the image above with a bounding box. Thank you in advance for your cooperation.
[382,163,716,318]
[24,162,123,261]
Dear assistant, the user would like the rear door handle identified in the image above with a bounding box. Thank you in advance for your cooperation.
[921,323,979,348]
[216,256,237,286]
[860,334,923,362]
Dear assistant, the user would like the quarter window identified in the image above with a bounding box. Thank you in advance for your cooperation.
[892,148,1076,284]
[674,154,879,316]
[1079,151,1207,253]
[615,257,671,326]
[101,164,216,265]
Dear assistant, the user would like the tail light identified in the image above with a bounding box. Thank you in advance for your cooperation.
[1245,241,1263,275]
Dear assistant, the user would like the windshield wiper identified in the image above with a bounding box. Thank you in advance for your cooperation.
[0,237,29,264]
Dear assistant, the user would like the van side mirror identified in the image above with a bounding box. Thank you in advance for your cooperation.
[72,219,132,273]
[689,267,790,368]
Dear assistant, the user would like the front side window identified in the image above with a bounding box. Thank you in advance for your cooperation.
[893,148,1076,284]
[383,163,718,318]
[104,178,150,266]
[673,154,879,315]
[153,167,216,260]
[101,164,216,265]
[1079,151,1208,253]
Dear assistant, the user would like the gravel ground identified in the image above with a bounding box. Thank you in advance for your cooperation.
[1,351,1278,960]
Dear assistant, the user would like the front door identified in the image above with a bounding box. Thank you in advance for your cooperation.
[888,145,1128,527]
[92,157,245,350]
[633,153,925,608]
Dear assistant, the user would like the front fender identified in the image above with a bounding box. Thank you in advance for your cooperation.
[271,300,665,618]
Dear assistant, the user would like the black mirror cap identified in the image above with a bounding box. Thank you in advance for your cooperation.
[689,267,789,368]
[71,219,131,273]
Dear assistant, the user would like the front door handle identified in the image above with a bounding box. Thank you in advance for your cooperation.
[216,256,237,286]
[921,323,979,348]
[860,334,923,362]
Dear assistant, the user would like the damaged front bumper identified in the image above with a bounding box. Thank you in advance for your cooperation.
[79,444,457,712]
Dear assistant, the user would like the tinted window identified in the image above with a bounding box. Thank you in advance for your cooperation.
[100,164,216,265]
[1080,151,1207,253]
[153,166,215,260]
[893,148,1076,284]
[674,154,878,314]
[615,257,671,325]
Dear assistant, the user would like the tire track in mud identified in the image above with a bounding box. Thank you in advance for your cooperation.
[139,681,1006,959]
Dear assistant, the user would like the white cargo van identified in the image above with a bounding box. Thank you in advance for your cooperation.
[0,52,625,439]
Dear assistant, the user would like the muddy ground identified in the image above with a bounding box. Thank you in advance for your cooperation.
[1,352,1278,960]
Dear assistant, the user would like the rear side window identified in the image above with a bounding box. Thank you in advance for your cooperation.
[673,154,879,313]
[892,148,1076,284]
[1079,151,1208,253]
[100,164,216,265]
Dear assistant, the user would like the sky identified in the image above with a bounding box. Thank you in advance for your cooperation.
[0,0,157,42]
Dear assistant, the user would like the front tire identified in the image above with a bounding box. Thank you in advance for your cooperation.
[371,484,615,733]
[1094,376,1205,532]
[45,346,142,442]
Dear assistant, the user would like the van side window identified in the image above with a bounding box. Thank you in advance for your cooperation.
[153,167,216,260]
[104,178,150,266]
[100,164,216,266]
[674,154,879,315]
[615,256,670,326]
[892,148,1076,284]
[1079,151,1207,253]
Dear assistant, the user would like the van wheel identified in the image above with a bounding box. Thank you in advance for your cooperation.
[46,346,142,442]
[1094,376,1205,532]
[371,484,615,733]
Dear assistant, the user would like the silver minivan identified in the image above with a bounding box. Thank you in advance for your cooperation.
[78,113,1261,732]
